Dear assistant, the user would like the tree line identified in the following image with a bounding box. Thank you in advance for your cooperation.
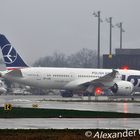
[33,48,97,68]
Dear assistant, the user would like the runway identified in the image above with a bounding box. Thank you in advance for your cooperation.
[0,118,140,129]
[0,95,140,129]
[0,95,140,113]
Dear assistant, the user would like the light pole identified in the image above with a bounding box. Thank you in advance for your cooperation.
[116,22,125,49]
[93,11,103,68]
[106,17,114,58]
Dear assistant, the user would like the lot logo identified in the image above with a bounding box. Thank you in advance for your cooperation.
[2,44,17,64]
[122,75,140,87]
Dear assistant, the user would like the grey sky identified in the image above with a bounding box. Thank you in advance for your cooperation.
[0,0,140,64]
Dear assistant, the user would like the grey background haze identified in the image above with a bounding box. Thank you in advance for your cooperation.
[0,0,140,65]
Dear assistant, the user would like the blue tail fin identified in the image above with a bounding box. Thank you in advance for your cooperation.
[0,34,28,69]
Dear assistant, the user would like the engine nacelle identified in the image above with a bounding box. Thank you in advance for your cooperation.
[110,81,134,95]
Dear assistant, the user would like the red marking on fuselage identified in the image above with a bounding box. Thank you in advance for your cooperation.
[7,67,26,70]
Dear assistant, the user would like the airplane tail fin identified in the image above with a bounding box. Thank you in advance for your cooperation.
[0,34,28,70]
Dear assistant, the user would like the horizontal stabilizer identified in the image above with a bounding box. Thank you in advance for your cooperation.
[5,69,23,77]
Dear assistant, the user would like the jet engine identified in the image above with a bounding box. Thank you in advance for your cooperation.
[110,81,134,95]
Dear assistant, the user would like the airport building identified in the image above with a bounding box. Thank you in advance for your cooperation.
[103,49,140,70]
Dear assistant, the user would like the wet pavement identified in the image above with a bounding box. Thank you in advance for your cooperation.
[0,95,139,113]
[0,95,139,129]
[0,118,140,129]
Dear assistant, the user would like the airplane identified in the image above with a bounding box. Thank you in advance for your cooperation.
[0,34,140,96]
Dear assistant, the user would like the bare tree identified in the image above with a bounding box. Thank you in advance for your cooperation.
[33,52,67,67]
[68,48,97,68]
[33,48,97,68]
[52,52,68,67]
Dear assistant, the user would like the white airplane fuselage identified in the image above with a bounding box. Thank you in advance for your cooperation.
[4,67,140,92]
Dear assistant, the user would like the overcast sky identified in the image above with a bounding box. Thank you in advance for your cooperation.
[0,0,140,64]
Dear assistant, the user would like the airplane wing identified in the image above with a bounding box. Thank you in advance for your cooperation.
[81,69,118,92]
[65,69,118,92]
[89,69,118,83]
